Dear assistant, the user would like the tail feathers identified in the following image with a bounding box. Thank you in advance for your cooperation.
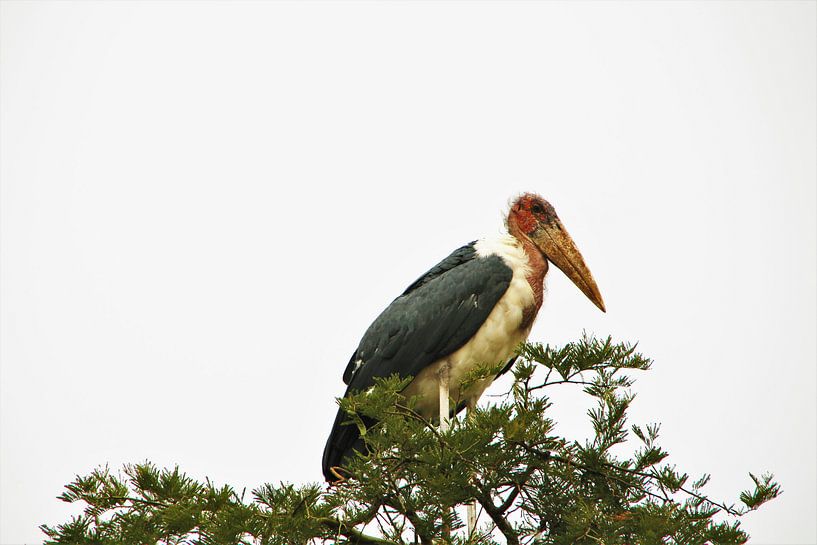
[321,406,373,482]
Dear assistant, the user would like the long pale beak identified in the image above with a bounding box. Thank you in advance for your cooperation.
[531,219,606,312]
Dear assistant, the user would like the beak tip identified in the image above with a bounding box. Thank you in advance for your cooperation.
[590,293,606,313]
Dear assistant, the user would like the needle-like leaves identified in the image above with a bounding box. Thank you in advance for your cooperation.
[42,335,779,545]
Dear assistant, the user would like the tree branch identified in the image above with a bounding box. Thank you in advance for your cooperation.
[475,488,519,545]
[319,517,400,545]
[527,379,593,392]
[496,465,537,514]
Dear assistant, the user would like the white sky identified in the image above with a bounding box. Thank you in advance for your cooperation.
[1,2,815,544]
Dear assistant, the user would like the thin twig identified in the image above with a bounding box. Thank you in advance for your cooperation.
[527,379,593,392]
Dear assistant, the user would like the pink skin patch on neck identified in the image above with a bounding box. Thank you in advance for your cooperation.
[508,204,549,329]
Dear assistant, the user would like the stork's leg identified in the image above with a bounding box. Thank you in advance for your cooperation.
[438,363,451,539]
[466,399,477,537]
[438,362,450,431]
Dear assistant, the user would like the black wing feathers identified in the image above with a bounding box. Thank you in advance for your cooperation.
[323,242,514,481]
[400,242,478,295]
[341,242,480,386]
[346,250,512,391]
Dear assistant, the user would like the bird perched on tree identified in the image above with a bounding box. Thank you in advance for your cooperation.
[322,193,605,482]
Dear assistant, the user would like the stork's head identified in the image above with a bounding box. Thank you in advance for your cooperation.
[508,193,606,312]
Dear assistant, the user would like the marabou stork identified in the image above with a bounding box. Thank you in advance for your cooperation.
[322,193,605,482]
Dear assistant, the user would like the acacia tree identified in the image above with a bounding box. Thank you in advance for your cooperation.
[42,335,779,544]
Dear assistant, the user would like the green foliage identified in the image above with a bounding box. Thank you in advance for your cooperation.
[42,334,779,545]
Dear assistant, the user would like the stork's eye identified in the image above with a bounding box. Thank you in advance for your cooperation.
[531,203,544,215]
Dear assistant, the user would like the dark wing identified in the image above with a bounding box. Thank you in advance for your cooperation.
[323,242,513,481]
[342,242,483,384]
[343,243,512,391]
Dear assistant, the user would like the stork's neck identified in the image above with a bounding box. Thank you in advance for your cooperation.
[509,226,549,329]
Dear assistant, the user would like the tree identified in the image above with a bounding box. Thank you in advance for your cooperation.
[42,335,779,544]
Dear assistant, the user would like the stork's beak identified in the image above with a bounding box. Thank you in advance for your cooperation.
[531,218,606,312]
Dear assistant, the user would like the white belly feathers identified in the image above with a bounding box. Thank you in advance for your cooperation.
[402,235,540,419]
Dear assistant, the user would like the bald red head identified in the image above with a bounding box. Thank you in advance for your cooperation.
[507,193,558,237]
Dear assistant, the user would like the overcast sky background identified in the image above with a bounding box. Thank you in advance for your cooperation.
[1,2,815,544]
